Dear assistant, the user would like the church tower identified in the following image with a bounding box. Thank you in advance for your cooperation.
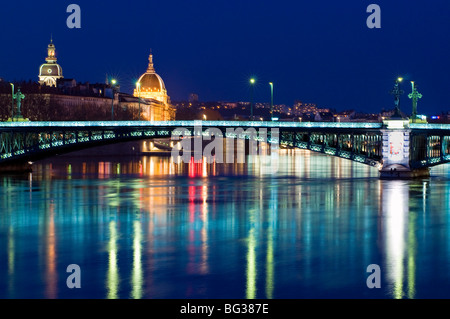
[39,38,63,87]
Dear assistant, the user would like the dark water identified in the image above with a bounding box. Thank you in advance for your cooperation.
[1,148,450,299]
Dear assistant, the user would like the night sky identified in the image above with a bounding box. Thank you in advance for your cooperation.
[1,0,449,114]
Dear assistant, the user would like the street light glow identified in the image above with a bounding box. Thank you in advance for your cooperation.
[250,78,255,84]
[111,79,117,85]
[397,77,403,82]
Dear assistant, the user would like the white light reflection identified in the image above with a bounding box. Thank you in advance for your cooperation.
[382,180,415,299]
[107,220,119,299]
[200,185,209,274]
[131,219,143,299]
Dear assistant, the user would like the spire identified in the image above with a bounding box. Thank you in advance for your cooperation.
[147,49,155,73]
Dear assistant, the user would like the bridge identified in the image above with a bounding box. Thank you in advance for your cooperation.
[0,119,449,178]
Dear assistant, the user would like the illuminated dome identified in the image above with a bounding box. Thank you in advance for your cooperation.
[134,51,168,104]
[138,73,166,93]
[38,38,63,87]
[40,64,63,77]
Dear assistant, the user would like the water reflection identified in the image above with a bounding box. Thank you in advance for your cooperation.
[45,203,57,299]
[0,149,449,298]
[131,218,143,299]
[107,220,119,299]
[246,209,257,299]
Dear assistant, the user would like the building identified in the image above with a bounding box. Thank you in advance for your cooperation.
[38,38,63,87]
[134,51,175,121]
[34,42,175,121]
[293,101,317,116]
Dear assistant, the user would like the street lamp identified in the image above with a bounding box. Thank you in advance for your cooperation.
[111,79,117,121]
[9,83,14,121]
[250,78,255,120]
[203,114,207,121]
[269,82,274,121]
[136,81,141,121]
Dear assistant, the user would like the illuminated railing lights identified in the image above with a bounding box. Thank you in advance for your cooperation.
[0,120,384,129]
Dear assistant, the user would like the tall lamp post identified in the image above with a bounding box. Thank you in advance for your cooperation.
[269,82,274,121]
[111,79,117,121]
[9,83,14,121]
[250,78,255,120]
[136,82,141,121]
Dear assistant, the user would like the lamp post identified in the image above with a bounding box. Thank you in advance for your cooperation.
[269,82,274,121]
[111,79,117,121]
[10,83,14,121]
[136,81,141,121]
[250,78,255,120]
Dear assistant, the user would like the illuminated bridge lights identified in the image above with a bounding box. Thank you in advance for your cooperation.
[354,155,366,163]
[324,148,337,156]
[157,130,170,136]
[0,121,385,129]
[39,144,51,150]
[144,131,155,137]
[410,123,450,130]
[1,153,12,159]
[339,151,352,159]
[445,155,450,161]
[51,141,63,147]
[429,157,441,164]
[296,142,308,149]
[310,144,322,152]
[131,132,143,137]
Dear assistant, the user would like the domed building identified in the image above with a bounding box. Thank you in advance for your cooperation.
[133,51,175,121]
[38,38,63,87]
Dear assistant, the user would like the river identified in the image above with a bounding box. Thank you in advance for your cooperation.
[0,145,449,298]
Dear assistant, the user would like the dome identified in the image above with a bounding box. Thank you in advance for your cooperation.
[138,72,165,93]
[136,52,166,93]
[134,51,169,104]
[39,63,63,77]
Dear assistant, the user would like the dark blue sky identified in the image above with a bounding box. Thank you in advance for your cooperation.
[1,0,449,114]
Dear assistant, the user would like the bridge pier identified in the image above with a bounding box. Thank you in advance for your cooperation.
[380,166,430,179]
[380,119,430,179]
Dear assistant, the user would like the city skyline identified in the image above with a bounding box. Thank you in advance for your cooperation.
[0,1,449,115]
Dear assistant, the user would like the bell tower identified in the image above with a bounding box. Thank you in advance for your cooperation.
[39,37,63,87]
[46,37,57,63]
